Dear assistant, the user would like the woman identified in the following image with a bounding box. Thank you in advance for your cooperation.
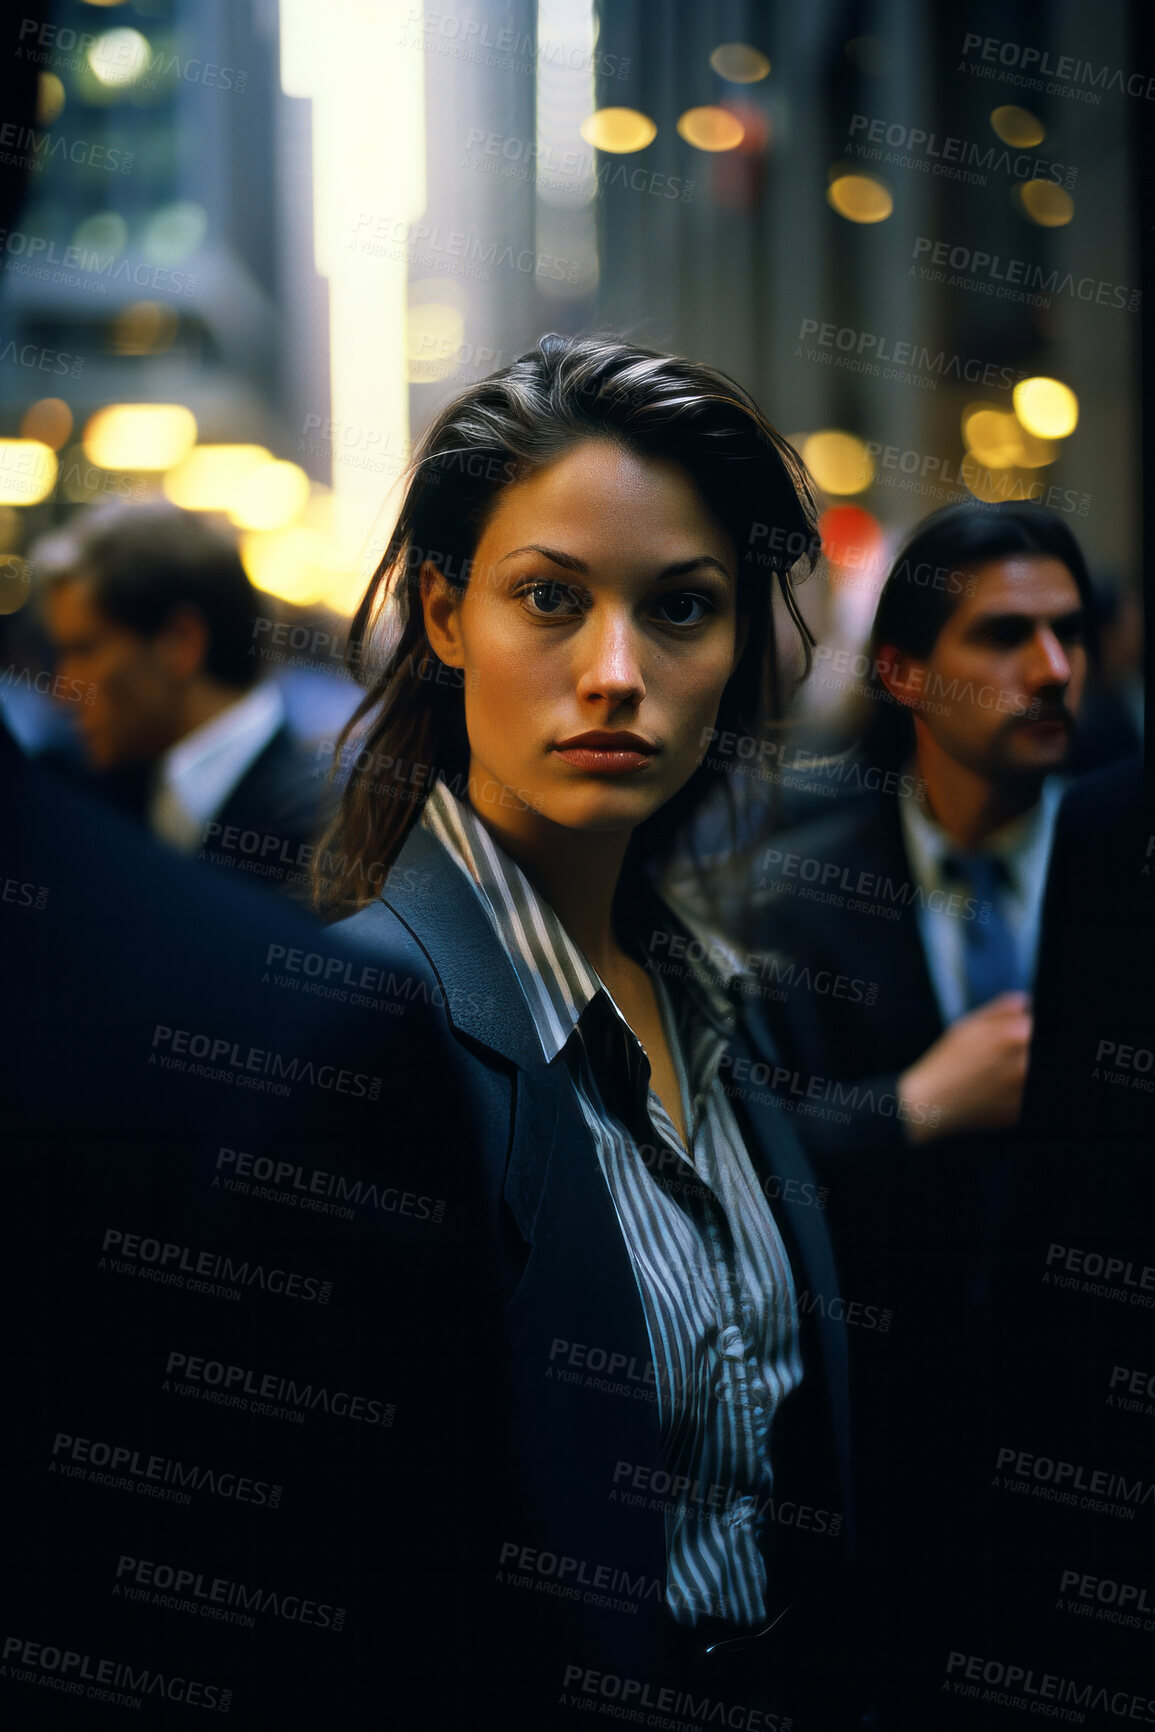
[317,335,863,1725]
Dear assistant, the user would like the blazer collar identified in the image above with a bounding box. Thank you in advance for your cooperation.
[380,818,545,1070]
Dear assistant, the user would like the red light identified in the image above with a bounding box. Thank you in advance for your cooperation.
[819,504,883,576]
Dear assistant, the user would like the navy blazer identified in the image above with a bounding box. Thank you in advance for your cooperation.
[338,814,855,1711]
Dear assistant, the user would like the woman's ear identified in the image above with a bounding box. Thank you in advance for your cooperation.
[419,562,465,667]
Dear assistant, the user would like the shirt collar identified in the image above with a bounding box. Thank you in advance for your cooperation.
[899,768,1066,900]
[421,777,601,1063]
[149,681,284,849]
[421,776,737,1065]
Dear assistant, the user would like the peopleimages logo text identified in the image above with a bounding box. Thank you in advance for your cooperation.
[912,237,1140,309]
[0,228,197,295]
[150,1024,382,1099]
[101,1227,333,1304]
[116,1554,346,1632]
[2,1636,229,1713]
[960,33,1155,101]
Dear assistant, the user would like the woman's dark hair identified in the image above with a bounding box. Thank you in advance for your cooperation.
[863,499,1096,766]
[32,500,259,689]
[314,332,820,912]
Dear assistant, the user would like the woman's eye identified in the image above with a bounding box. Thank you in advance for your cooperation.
[654,591,714,626]
[521,581,583,617]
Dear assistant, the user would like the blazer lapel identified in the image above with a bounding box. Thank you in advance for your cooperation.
[345,820,565,1248]
[379,820,543,1067]
[379,820,662,1461]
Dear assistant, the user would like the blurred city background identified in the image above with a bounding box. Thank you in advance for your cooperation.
[0,0,1146,776]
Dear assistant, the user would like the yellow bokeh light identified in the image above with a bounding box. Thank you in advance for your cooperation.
[87,27,151,87]
[1016,433,1059,469]
[961,407,1058,470]
[0,506,23,552]
[36,72,66,126]
[579,108,657,154]
[163,446,275,512]
[407,303,467,383]
[294,490,369,615]
[826,173,892,223]
[59,444,158,504]
[84,404,197,471]
[676,107,745,152]
[321,570,370,617]
[240,527,334,607]
[20,399,73,451]
[964,464,1041,506]
[1016,180,1075,227]
[708,43,771,83]
[1013,377,1079,439]
[963,408,1023,468]
[801,431,875,496]
[990,105,1045,147]
[0,441,58,506]
[227,460,310,532]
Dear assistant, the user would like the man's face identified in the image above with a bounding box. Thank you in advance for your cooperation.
[42,579,184,769]
[888,554,1087,782]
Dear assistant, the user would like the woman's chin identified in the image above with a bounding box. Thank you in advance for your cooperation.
[548,791,669,834]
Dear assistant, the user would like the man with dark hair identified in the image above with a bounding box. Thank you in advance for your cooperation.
[698,501,1092,1712]
[35,500,330,900]
[746,500,1092,1156]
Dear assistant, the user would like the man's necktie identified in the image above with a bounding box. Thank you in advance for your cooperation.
[942,852,1024,1009]
[940,851,1028,1314]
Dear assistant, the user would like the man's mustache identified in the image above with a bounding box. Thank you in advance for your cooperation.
[1015,697,1075,726]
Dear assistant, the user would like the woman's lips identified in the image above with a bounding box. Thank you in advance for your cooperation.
[553,746,655,773]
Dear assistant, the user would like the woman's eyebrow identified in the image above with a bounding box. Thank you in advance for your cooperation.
[498,545,733,580]
[498,544,587,571]
[659,556,733,581]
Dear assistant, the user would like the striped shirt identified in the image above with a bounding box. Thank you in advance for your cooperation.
[422,777,802,1629]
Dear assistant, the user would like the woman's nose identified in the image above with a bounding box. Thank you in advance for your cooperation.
[574,611,646,706]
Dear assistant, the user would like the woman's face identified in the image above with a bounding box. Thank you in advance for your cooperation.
[421,437,745,840]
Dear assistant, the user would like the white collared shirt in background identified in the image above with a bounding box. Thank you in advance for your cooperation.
[148,681,284,853]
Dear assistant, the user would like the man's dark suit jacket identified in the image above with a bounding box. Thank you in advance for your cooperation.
[190,720,334,903]
[39,715,332,903]
[727,790,1027,1711]
[2,740,860,1730]
[986,759,1155,1691]
[733,775,1155,1719]
[738,792,941,1148]
[1023,756,1150,1145]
